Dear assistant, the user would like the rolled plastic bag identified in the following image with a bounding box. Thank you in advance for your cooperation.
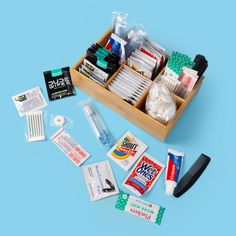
[112,12,128,39]
[125,24,147,58]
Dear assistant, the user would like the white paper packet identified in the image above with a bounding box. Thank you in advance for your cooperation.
[51,128,90,166]
[12,87,47,117]
[82,160,119,201]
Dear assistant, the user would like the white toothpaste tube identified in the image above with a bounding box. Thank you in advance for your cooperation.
[165,148,184,196]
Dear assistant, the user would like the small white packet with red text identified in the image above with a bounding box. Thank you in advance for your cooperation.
[51,128,90,166]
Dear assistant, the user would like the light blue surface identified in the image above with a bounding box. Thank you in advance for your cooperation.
[0,0,235,235]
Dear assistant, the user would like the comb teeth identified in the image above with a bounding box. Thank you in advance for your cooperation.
[26,111,45,142]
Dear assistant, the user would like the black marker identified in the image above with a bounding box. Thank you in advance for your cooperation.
[173,153,211,198]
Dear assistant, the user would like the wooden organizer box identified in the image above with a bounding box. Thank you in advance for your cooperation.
[71,29,205,141]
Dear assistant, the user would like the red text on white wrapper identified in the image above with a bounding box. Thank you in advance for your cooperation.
[51,128,90,166]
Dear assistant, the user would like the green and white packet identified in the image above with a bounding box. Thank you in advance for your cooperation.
[115,191,165,225]
[167,51,195,76]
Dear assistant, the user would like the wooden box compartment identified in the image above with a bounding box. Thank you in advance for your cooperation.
[71,29,204,141]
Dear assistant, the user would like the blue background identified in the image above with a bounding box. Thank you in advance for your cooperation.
[1,0,235,235]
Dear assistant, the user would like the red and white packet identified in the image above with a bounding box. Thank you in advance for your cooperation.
[123,153,165,196]
[51,128,90,166]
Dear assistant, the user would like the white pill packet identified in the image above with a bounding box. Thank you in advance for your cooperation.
[82,160,119,201]
[107,131,148,171]
[12,87,47,117]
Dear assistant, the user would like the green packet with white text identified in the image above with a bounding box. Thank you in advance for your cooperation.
[115,191,165,225]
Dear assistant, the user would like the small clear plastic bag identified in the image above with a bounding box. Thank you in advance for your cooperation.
[145,82,176,125]
[112,12,128,39]
[25,110,46,142]
[125,24,147,57]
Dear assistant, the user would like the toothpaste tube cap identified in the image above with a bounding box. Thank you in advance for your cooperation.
[165,181,176,196]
